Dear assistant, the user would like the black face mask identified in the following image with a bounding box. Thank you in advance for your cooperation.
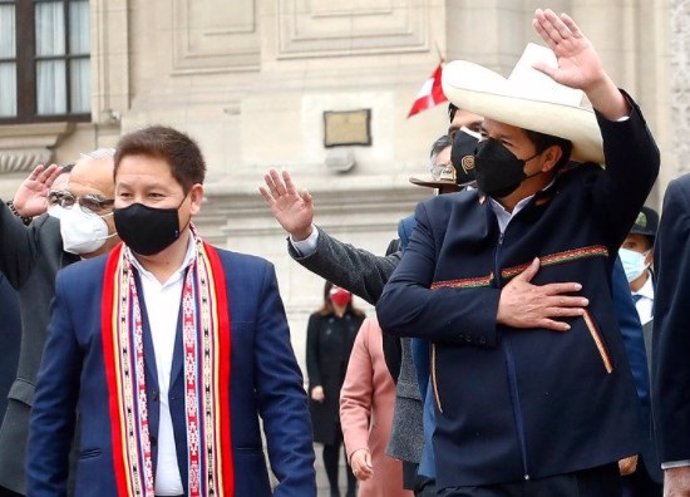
[114,200,187,256]
[474,138,540,198]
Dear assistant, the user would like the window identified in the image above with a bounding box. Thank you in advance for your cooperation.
[0,0,90,123]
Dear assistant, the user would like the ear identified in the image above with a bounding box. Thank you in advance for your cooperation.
[540,145,563,173]
[644,249,654,267]
[189,183,204,216]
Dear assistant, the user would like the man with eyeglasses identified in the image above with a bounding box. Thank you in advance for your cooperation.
[0,149,120,497]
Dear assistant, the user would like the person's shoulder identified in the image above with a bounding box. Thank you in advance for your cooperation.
[667,173,690,196]
[558,161,602,180]
[211,245,273,270]
[420,188,480,213]
[29,213,60,239]
[56,252,108,288]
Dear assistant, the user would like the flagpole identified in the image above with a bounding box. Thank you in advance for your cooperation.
[435,41,445,65]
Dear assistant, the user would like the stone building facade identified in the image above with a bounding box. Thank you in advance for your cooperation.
[0,0,676,370]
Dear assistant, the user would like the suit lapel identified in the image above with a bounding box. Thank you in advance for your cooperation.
[169,304,185,390]
[131,270,160,397]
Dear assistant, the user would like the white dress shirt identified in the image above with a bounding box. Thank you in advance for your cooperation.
[128,237,196,495]
[290,226,320,257]
[488,193,537,233]
[631,271,654,325]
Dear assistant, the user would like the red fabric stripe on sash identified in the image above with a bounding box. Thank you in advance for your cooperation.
[203,242,235,496]
[101,243,130,497]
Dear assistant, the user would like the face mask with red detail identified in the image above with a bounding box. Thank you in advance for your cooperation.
[329,287,352,307]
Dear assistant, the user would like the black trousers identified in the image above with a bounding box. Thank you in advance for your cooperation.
[621,466,662,497]
[439,463,621,497]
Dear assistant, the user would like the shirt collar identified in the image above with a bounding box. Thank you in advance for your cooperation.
[634,270,655,300]
[487,178,556,216]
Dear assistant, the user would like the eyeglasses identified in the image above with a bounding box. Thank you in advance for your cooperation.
[59,192,115,213]
[47,190,68,207]
[429,161,456,182]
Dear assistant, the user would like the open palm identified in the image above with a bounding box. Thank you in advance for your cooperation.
[13,164,61,217]
[259,169,314,239]
[532,9,605,91]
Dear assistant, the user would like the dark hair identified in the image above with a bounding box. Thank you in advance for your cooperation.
[316,281,365,317]
[525,130,573,171]
[430,134,452,159]
[448,103,458,123]
[114,125,206,193]
[60,163,75,174]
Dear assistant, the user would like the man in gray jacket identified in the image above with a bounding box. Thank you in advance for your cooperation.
[260,129,479,496]
[0,150,120,496]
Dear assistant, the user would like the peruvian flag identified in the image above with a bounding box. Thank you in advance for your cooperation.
[407,63,447,118]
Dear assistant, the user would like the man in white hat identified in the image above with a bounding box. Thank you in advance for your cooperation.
[377,8,659,497]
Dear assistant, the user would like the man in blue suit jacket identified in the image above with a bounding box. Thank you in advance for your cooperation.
[27,126,316,497]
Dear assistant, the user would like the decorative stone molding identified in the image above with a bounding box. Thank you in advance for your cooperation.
[0,122,75,174]
[276,0,428,58]
[197,176,427,241]
[0,149,54,174]
[171,0,260,74]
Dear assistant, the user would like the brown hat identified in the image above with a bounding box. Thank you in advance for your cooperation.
[409,128,479,189]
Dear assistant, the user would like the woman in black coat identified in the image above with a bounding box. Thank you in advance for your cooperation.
[307,281,365,497]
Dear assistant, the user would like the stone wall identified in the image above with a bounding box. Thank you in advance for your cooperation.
[0,0,675,371]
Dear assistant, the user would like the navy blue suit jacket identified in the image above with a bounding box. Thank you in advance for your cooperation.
[653,173,690,466]
[377,100,659,488]
[613,258,662,482]
[27,247,316,497]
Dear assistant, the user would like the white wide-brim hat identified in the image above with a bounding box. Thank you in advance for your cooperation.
[441,43,604,164]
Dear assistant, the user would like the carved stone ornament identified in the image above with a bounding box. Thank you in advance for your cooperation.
[0,122,74,174]
[0,149,54,174]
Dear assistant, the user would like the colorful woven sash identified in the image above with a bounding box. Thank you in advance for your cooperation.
[101,230,234,497]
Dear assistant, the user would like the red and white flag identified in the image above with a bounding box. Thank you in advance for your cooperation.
[407,63,447,118]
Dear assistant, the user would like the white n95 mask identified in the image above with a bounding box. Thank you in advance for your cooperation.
[60,207,113,255]
[48,205,64,219]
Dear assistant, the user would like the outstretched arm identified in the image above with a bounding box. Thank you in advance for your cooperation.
[0,201,44,288]
[533,9,659,247]
[260,168,399,305]
[289,228,400,306]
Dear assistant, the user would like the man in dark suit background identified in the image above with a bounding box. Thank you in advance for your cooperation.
[652,174,690,497]
[0,273,20,421]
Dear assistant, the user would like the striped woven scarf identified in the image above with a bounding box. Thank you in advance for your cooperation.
[101,229,234,497]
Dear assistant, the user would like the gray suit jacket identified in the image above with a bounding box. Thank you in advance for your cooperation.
[0,204,78,494]
[287,226,399,306]
[288,226,423,463]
